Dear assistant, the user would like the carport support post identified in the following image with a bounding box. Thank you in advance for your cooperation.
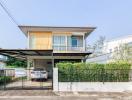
[52,53,54,68]
[27,58,31,80]
[52,53,54,89]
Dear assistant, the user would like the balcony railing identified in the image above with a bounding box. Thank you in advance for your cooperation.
[53,46,85,52]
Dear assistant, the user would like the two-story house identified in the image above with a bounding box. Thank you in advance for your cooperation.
[19,26,95,77]
[0,26,95,78]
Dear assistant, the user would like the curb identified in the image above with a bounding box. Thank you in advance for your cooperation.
[0,96,58,98]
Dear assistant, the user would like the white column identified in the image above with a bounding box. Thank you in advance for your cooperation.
[27,58,30,80]
[27,58,34,80]
[53,68,59,91]
[83,34,85,51]
[27,31,29,49]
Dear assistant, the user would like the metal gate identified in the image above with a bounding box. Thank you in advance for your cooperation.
[0,69,53,90]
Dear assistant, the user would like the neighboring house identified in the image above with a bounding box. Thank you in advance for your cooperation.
[87,35,132,63]
[103,35,132,54]
[86,53,111,64]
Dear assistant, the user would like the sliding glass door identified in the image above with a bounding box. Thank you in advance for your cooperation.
[53,36,66,51]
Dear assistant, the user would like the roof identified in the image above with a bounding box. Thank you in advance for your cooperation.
[106,35,132,42]
[18,26,96,36]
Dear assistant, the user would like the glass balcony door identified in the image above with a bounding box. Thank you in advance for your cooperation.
[72,37,78,47]
[53,36,66,51]
[70,36,83,51]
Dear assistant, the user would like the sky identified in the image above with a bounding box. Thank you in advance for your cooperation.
[0,0,132,49]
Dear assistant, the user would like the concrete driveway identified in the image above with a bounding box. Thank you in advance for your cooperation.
[0,79,52,90]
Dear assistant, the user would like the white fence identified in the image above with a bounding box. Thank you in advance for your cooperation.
[53,68,132,92]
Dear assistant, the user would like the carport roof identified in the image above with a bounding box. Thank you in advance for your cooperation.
[0,49,53,60]
[0,49,92,60]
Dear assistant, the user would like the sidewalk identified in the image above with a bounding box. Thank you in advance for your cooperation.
[0,90,132,100]
[0,95,132,100]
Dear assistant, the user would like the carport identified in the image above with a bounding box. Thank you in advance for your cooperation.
[0,49,53,59]
[0,49,54,67]
[0,49,91,90]
[0,49,54,90]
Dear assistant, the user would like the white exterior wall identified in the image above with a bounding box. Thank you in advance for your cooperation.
[86,53,111,64]
[58,82,132,92]
[103,35,132,53]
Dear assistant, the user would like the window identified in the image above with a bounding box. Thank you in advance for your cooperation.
[72,37,77,47]
[78,36,83,47]
[53,36,66,45]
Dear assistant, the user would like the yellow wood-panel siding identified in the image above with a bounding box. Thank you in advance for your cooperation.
[29,32,52,49]
[29,32,72,50]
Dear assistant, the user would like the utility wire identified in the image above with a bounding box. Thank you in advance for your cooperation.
[0,0,19,26]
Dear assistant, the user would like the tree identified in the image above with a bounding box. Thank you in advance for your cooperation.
[87,36,105,57]
[112,43,132,64]
[6,56,27,68]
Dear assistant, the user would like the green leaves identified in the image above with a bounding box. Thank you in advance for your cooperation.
[57,62,131,82]
[0,76,12,84]
[6,56,27,68]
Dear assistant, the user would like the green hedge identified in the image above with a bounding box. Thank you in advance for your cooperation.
[57,62,131,82]
[0,76,12,85]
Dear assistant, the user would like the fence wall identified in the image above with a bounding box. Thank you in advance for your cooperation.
[53,68,132,92]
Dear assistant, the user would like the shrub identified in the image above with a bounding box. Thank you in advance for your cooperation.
[57,62,131,82]
[0,76,12,85]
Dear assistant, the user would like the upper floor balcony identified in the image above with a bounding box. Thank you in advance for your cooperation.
[28,32,87,53]
[53,46,85,53]
[52,35,86,52]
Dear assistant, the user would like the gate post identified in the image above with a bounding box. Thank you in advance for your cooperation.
[53,68,58,91]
